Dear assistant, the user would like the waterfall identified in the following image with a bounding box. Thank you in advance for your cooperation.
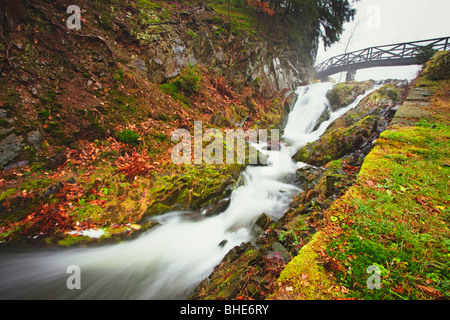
[0,82,374,300]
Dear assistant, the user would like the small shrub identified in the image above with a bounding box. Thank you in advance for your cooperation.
[175,64,202,95]
[113,68,124,82]
[187,29,197,38]
[422,51,450,80]
[115,129,140,145]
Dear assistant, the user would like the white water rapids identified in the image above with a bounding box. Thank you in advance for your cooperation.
[0,82,375,300]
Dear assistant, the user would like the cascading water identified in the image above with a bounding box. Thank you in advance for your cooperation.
[0,82,375,300]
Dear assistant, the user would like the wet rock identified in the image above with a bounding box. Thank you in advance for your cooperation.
[218,239,228,248]
[292,141,316,164]
[27,130,42,151]
[0,134,23,168]
[312,105,331,131]
[224,242,250,263]
[203,197,231,217]
[3,161,28,171]
[326,81,374,111]
[0,127,15,136]
[41,182,64,198]
[254,213,273,230]
[128,56,147,74]
[251,224,265,238]
[0,109,8,119]
[293,165,326,191]
[271,242,291,263]
[281,91,298,129]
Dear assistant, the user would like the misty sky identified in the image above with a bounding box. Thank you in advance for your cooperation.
[316,0,450,81]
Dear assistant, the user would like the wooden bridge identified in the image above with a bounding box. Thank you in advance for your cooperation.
[315,37,450,80]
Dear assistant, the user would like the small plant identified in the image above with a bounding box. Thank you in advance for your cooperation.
[113,68,124,82]
[115,129,140,145]
[175,64,202,95]
[99,11,114,30]
[187,29,197,38]
[278,229,299,245]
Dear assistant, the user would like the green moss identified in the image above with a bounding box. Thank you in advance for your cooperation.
[0,118,11,128]
[146,202,172,216]
[0,188,18,202]
[175,64,202,95]
[2,89,20,109]
[326,81,373,111]
[115,129,140,145]
[57,235,93,247]
[276,232,334,299]
[421,51,450,81]
[113,68,124,82]
[160,82,191,107]
[295,115,379,166]
[21,179,54,192]
[40,90,56,104]
[38,109,50,119]
[99,11,115,30]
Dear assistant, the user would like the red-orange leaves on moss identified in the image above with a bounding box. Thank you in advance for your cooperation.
[115,151,154,182]
[22,203,73,236]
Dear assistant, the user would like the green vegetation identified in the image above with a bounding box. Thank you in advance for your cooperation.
[275,232,334,300]
[326,81,373,111]
[420,51,450,81]
[160,65,202,106]
[326,119,449,299]
[175,64,202,95]
[207,0,356,46]
[415,44,437,64]
[115,129,140,145]
[273,54,449,300]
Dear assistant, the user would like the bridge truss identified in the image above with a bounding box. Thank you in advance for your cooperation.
[315,37,450,80]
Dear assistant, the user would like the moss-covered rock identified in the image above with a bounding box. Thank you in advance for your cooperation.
[293,83,407,166]
[326,81,374,111]
[421,51,450,81]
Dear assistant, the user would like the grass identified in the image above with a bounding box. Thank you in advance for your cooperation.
[323,117,450,299]
[205,0,262,38]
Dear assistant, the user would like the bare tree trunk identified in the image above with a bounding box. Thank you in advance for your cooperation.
[339,20,361,82]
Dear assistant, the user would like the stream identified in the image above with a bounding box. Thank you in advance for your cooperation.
[0,82,375,300]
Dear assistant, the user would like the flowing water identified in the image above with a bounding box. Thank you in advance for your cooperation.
[0,82,375,300]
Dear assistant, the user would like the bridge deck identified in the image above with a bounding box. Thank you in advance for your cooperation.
[315,37,450,79]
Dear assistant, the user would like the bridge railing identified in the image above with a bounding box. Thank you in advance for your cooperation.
[315,36,450,75]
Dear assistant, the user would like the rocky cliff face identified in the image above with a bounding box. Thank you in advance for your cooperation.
[127,3,317,97]
[0,1,318,171]
[0,0,319,244]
